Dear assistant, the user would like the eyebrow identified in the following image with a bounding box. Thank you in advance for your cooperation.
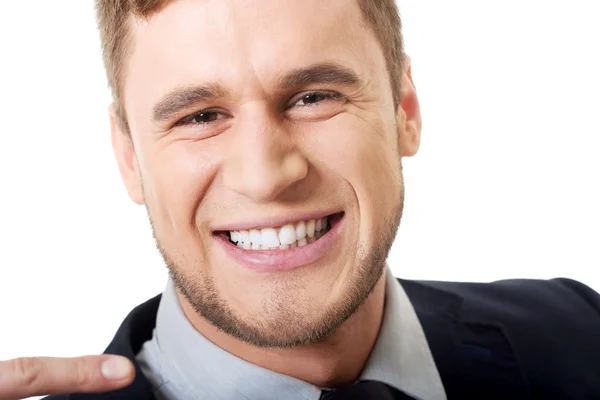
[279,62,362,89]
[151,63,361,123]
[152,84,229,122]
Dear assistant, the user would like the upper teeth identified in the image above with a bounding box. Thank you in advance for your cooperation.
[230,217,329,249]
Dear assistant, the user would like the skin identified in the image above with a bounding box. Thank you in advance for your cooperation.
[0,355,134,400]
[0,0,422,397]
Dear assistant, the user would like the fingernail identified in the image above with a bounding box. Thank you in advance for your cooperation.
[101,357,132,380]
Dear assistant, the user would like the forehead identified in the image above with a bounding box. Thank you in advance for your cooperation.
[124,0,386,118]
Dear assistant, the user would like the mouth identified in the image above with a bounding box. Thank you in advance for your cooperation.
[212,212,345,272]
[215,212,344,250]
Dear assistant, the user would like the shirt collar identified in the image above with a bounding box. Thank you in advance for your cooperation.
[360,268,446,400]
[151,268,445,400]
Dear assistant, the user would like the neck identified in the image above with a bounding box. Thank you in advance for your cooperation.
[178,270,387,388]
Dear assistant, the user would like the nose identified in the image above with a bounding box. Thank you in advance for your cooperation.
[222,106,308,202]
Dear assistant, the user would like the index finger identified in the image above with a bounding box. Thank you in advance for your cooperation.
[0,355,135,400]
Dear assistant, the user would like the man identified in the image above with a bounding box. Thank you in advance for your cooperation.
[1,0,599,399]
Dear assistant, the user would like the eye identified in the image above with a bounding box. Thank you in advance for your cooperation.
[286,90,346,121]
[291,91,344,107]
[175,110,228,127]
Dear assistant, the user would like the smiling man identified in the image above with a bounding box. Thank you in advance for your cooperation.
[109,0,423,395]
[1,1,598,400]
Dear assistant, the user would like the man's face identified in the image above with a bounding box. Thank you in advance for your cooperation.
[117,0,409,347]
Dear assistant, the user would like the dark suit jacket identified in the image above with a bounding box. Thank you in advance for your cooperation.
[46,278,600,400]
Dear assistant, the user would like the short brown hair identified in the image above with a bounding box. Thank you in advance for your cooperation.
[95,0,404,134]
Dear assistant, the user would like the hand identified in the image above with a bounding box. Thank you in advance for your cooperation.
[0,355,134,400]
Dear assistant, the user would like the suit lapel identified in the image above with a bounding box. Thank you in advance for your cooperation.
[400,279,532,400]
[69,295,162,400]
[399,279,466,398]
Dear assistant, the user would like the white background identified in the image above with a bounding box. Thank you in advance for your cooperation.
[0,0,599,389]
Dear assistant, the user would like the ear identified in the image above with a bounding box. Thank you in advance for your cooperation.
[397,55,422,157]
[109,105,145,205]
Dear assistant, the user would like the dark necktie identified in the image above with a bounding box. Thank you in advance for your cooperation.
[320,380,418,400]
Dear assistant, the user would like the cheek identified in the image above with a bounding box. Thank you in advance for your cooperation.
[140,140,220,254]
[304,114,402,241]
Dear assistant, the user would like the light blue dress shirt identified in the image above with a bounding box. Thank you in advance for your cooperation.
[137,268,446,400]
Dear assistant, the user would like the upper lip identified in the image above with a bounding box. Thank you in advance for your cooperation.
[212,209,343,232]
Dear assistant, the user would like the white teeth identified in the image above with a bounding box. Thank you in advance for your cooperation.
[228,215,333,250]
[249,229,262,245]
[261,228,280,247]
[295,221,306,240]
[240,230,250,244]
[307,219,315,238]
[278,224,296,245]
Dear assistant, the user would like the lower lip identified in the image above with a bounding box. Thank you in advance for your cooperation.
[214,213,344,273]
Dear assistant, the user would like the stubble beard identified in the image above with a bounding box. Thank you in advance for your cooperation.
[149,184,403,349]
